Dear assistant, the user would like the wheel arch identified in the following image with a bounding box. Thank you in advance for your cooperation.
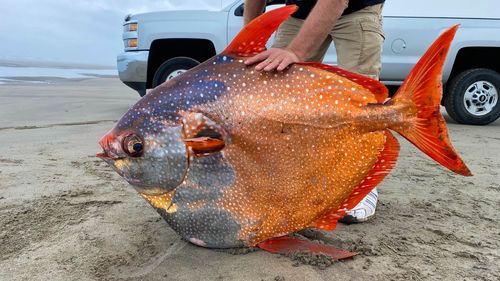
[444,46,500,102]
[147,38,217,88]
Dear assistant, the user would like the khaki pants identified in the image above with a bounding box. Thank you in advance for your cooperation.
[272,4,384,79]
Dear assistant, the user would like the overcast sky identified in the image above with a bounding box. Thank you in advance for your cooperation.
[5,1,496,67]
[2,0,235,66]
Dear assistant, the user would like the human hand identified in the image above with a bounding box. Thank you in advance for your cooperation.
[244,48,301,71]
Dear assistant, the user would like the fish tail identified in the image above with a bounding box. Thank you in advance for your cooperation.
[387,25,471,176]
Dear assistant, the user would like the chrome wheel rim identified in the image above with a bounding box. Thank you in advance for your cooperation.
[166,69,187,81]
[463,80,498,116]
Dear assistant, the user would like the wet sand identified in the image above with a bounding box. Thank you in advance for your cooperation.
[0,78,498,280]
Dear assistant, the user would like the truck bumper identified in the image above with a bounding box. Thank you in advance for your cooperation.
[117,51,149,96]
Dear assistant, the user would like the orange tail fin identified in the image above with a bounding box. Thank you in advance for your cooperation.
[388,25,471,176]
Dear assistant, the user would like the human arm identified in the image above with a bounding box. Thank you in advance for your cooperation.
[245,0,349,71]
[243,0,267,25]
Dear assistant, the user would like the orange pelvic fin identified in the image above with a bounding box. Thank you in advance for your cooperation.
[223,5,298,57]
[309,131,400,230]
[297,62,389,103]
[257,236,357,261]
[388,25,471,176]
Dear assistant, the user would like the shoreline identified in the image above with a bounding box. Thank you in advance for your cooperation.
[0,58,116,70]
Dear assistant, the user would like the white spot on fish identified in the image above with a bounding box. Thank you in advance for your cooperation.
[189,238,206,247]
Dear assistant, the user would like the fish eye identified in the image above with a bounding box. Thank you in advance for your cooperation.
[123,134,144,157]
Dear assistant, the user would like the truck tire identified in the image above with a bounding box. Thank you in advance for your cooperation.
[444,68,500,125]
[152,57,200,88]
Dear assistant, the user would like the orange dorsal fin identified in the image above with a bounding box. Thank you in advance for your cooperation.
[309,131,400,230]
[387,25,472,176]
[223,5,298,57]
[297,62,389,103]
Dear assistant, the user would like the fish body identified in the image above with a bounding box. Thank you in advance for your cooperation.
[98,6,470,249]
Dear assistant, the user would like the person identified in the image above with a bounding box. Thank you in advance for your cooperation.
[243,0,385,222]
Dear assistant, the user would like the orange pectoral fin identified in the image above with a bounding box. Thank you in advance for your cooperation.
[258,236,357,261]
[181,112,227,156]
[183,137,225,156]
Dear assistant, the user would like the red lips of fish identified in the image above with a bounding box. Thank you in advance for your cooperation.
[97,132,117,159]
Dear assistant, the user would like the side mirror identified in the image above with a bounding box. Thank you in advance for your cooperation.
[234,0,286,17]
[234,4,244,16]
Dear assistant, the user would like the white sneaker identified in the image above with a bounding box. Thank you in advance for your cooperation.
[339,189,378,224]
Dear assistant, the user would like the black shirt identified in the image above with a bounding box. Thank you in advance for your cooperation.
[285,0,385,19]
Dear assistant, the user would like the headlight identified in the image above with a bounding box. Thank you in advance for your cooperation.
[123,21,138,50]
[124,22,138,32]
[124,39,138,48]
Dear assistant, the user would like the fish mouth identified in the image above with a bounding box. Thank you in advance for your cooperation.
[96,152,108,159]
[97,132,123,160]
[96,151,123,161]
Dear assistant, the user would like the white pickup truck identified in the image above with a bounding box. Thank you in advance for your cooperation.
[117,0,500,125]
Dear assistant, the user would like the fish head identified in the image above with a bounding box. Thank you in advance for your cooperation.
[97,95,189,195]
[97,75,229,195]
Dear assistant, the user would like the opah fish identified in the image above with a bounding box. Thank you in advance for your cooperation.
[98,6,470,259]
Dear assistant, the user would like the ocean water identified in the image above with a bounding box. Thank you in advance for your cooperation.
[0,66,117,84]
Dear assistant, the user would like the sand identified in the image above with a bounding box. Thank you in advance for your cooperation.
[0,78,498,281]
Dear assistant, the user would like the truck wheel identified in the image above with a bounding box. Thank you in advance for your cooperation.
[444,68,500,125]
[152,57,200,87]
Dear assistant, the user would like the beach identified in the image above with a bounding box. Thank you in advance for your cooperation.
[0,76,498,281]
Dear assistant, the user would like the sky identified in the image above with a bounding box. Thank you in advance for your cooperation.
[2,0,235,66]
[4,1,496,67]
